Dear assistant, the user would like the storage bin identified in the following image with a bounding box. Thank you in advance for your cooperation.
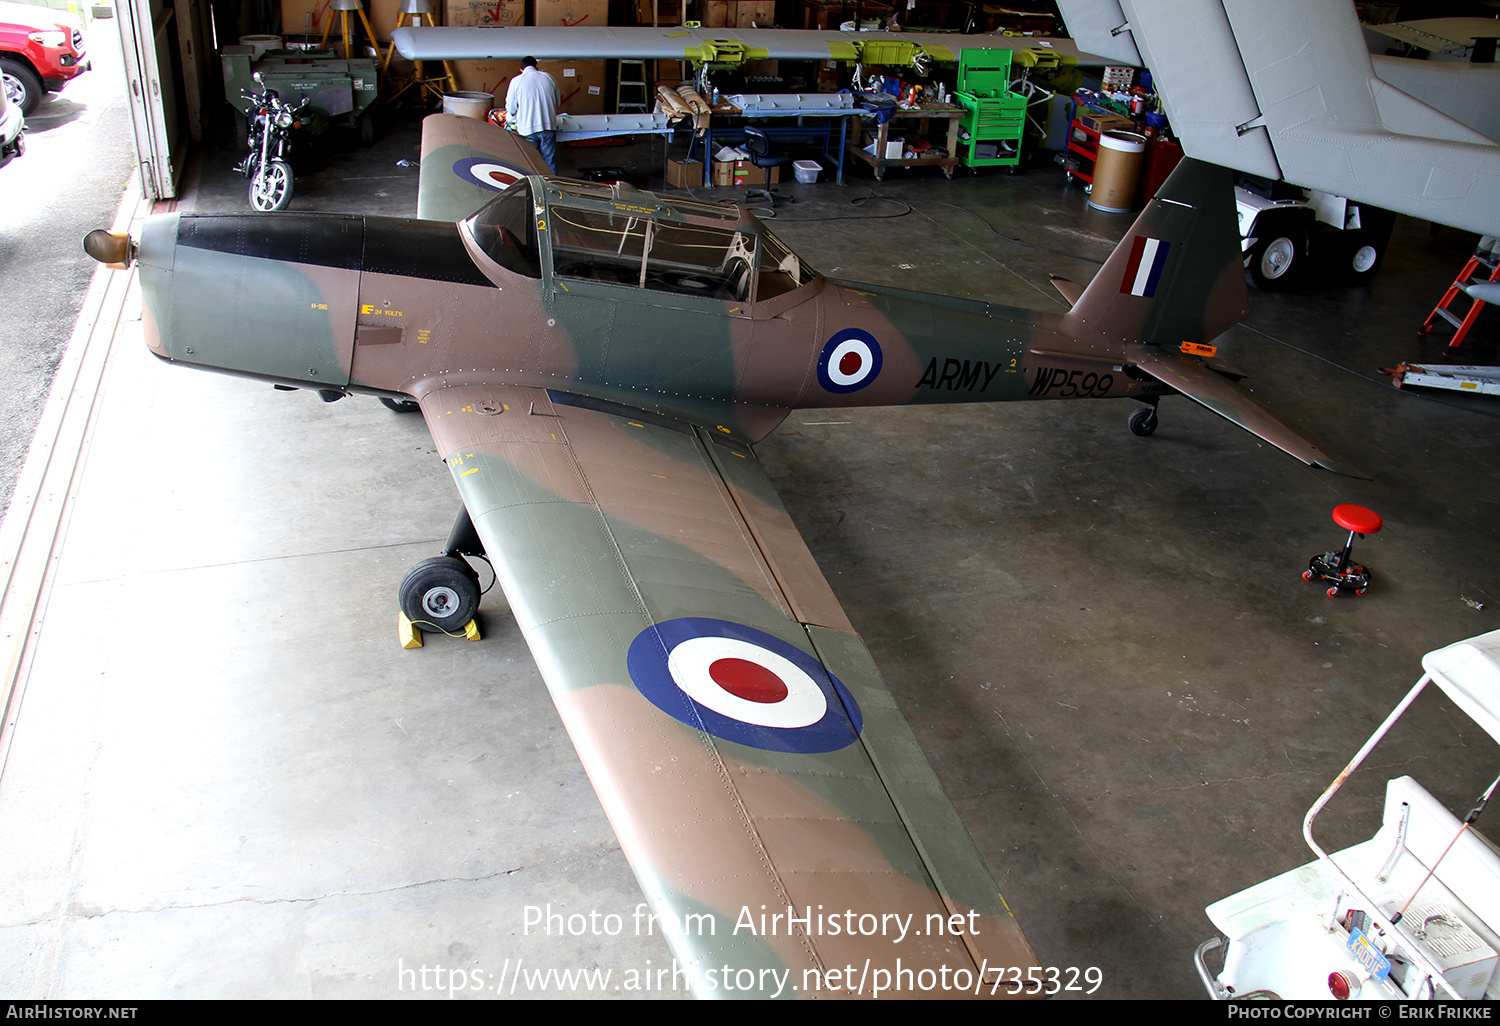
[793,159,821,183]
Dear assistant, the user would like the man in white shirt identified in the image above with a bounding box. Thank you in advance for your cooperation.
[505,57,561,173]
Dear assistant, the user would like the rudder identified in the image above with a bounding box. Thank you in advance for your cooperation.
[1065,158,1247,350]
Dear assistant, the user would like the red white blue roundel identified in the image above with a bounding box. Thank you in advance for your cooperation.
[817,328,883,394]
[452,157,526,194]
[627,618,863,753]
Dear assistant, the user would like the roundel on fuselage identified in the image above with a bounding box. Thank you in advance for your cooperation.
[818,328,883,394]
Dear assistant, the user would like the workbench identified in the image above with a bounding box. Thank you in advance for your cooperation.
[844,104,964,180]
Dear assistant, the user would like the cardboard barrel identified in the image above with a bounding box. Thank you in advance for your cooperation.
[1089,130,1146,213]
[443,92,495,119]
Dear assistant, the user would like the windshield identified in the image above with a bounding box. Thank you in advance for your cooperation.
[465,185,542,279]
[757,228,816,300]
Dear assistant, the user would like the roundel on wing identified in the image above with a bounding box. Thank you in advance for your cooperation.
[452,157,526,193]
[817,328,883,394]
[626,618,864,753]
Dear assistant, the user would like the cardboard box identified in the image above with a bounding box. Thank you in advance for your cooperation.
[666,158,703,188]
[279,0,330,38]
[801,0,890,29]
[863,138,905,159]
[550,59,607,114]
[713,160,780,186]
[534,0,609,26]
[452,59,519,95]
[446,0,525,28]
[734,0,775,26]
[456,58,606,114]
[1076,107,1134,135]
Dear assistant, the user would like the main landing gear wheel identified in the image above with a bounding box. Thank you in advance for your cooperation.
[1128,406,1159,436]
[399,556,480,633]
[1248,233,1304,291]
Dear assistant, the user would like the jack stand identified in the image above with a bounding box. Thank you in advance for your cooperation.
[321,0,379,61]
[382,0,458,106]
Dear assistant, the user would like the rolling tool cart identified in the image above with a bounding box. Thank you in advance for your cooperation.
[954,49,1027,171]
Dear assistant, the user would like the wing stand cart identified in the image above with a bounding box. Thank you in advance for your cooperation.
[1195,631,1500,1000]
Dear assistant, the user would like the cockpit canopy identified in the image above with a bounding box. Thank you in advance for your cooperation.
[463,178,817,304]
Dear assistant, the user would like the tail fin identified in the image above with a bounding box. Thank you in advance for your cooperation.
[1065,157,1363,477]
[1065,157,1247,350]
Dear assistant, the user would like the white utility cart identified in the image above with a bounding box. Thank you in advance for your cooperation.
[1195,631,1500,1000]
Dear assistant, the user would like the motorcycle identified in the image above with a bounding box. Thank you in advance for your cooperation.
[235,87,310,212]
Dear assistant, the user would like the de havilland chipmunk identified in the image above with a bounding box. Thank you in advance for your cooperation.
[84,114,1353,998]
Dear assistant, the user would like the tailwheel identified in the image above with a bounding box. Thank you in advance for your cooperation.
[399,556,480,633]
[1128,405,1159,437]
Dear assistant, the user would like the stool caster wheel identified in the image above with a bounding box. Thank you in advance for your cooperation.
[1328,586,1340,598]
[1303,570,1314,581]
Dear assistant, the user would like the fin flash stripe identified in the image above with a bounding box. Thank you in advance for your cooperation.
[1121,236,1171,298]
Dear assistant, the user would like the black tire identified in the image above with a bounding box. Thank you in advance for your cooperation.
[379,397,421,413]
[1128,406,1158,437]
[357,109,376,147]
[1247,232,1305,291]
[249,158,294,211]
[399,556,480,633]
[0,58,43,117]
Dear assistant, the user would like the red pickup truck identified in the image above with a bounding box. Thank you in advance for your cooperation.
[0,0,87,116]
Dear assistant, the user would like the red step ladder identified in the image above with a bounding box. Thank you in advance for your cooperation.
[1420,253,1500,348]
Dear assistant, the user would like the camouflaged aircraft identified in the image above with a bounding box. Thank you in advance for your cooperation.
[83,114,1351,999]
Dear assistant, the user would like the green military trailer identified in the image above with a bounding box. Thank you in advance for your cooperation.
[221,45,380,145]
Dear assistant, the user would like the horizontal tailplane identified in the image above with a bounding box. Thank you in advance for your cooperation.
[1128,345,1366,477]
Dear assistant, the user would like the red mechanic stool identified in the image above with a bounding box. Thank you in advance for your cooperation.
[1304,504,1382,597]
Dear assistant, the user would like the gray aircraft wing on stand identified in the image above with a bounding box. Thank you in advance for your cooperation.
[1057,0,1500,237]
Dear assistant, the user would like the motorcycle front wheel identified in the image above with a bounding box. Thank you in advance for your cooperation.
[249,159,294,211]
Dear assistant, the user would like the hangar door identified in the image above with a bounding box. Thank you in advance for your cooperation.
[115,0,212,199]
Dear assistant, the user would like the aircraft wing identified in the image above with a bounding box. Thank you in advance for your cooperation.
[1056,0,1500,237]
[417,113,551,223]
[416,382,1039,998]
[393,24,1101,64]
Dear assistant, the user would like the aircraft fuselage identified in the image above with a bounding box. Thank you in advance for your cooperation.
[138,199,1162,444]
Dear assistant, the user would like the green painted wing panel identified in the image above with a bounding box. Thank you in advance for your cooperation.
[417,113,552,223]
[418,382,1039,997]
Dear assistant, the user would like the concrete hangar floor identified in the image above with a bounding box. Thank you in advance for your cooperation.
[0,112,1496,1000]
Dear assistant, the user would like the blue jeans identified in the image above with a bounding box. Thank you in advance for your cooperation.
[525,130,557,173]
